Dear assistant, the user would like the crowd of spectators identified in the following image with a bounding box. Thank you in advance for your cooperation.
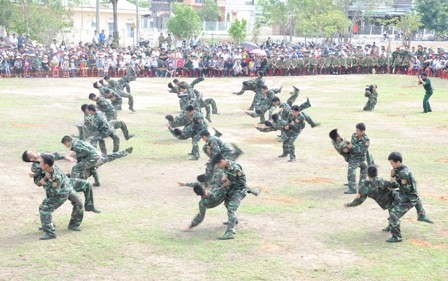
[1,32,448,79]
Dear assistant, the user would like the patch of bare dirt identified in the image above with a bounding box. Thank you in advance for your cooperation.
[291,177,335,185]
[12,123,47,127]
[420,192,448,201]
[409,239,447,249]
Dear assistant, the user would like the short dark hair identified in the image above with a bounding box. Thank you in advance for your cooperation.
[367,165,378,178]
[271,113,279,122]
[61,135,72,144]
[186,105,194,112]
[93,82,99,89]
[291,105,300,111]
[329,129,338,141]
[179,85,187,90]
[103,75,110,80]
[388,152,402,163]
[272,97,280,103]
[81,104,88,112]
[264,121,273,127]
[41,153,54,167]
[262,85,268,90]
[421,73,428,77]
[197,174,208,183]
[173,128,182,136]
[168,82,174,89]
[173,79,179,83]
[193,184,205,196]
[356,122,366,131]
[87,104,96,112]
[200,130,211,137]
[98,79,104,85]
[88,93,96,99]
[211,153,224,166]
[258,71,263,77]
[22,151,31,162]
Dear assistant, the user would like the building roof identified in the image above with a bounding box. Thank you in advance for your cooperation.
[70,0,137,11]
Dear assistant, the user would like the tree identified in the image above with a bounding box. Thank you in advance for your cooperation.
[198,0,221,22]
[1,0,75,44]
[416,0,448,34]
[110,0,119,46]
[228,18,247,44]
[257,0,299,43]
[167,3,202,41]
[395,13,422,47]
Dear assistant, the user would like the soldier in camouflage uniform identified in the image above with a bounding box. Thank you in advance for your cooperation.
[95,81,123,111]
[246,85,277,123]
[86,104,120,154]
[23,151,100,213]
[61,135,132,183]
[386,152,433,240]
[329,128,375,165]
[345,165,404,243]
[284,105,308,162]
[117,76,132,94]
[418,73,433,113]
[211,154,249,240]
[33,154,84,240]
[89,93,117,121]
[104,75,135,112]
[343,123,369,194]
[363,84,378,111]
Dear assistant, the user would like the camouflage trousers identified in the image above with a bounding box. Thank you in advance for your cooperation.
[90,131,120,155]
[224,188,247,232]
[363,99,377,111]
[119,92,134,110]
[200,98,218,118]
[119,82,130,93]
[109,120,131,140]
[76,125,94,141]
[284,131,300,160]
[388,200,415,239]
[169,112,190,128]
[111,99,123,111]
[70,178,95,211]
[347,158,367,191]
[249,91,263,111]
[39,189,84,235]
[71,150,129,181]
[235,80,256,95]
[190,186,226,228]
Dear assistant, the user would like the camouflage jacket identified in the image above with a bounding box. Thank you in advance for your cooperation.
[347,177,398,210]
[70,139,100,159]
[224,160,247,191]
[391,164,419,204]
[349,133,369,160]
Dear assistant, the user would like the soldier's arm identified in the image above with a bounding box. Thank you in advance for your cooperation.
[345,193,368,207]
[349,138,369,155]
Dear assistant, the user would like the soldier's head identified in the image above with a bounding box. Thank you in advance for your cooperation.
[272,96,281,106]
[261,85,268,94]
[367,165,378,178]
[271,113,279,123]
[186,105,195,116]
[329,129,340,141]
[211,153,227,168]
[173,79,180,85]
[93,81,100,89]
[196,174,208,183]
[200,130,211,141]
[258,71,263,78]
[88,93,97,101]
[61,135,73,148]
[86,104,97,115]
[103,75,110,81]
[22,150,40,162]
[98,79,104,85]
[388,152,403,168]
[291,105,300,117]
[81,104,88,113]
[421,72,428,81]
[40,153,55,172]
[179,85,187,92]
[355,123,366,137]
[193,183,206,197]
[167,82,174,89]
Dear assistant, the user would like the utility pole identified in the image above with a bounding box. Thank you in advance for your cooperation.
[96,0,100,33]
[136,0,140,46]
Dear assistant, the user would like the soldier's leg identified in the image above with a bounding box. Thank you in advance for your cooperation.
[279,139,289,157]
[109,132,120,152]
[67,189,84,229]
[297,98,311,111]
[359,162,367,186]
[99,148,131,166]
[220,190,246,239]
[122,92,134,111]
[98,139,108,155]
[363,101,371,111]
[70,178,96,211]
[346,160,357,194]
[76,124,85,140]
[205,98,218,114]
[190,201,207,228]
[112,120,133,140]
[287,134,299,161]
[301,112,320,127]
[388,202,414,242]
[205,104,212,123]
[91,167,100,186]
[248,93,259,111]
[190,76,204,88]
[190,135,201,160]
[39,195,68,238]
[415,198,426,218]
[287,89,299,106]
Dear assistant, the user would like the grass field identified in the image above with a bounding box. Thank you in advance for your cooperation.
[0,74,447,281]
